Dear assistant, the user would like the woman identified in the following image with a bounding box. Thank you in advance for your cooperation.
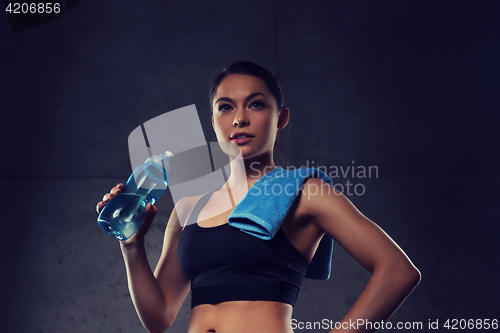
[96,61,421,333]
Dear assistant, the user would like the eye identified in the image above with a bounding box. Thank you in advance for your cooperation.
[249,100,264,109]
[218,103,233,112]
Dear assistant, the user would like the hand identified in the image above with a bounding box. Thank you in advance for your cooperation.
[96,183,124,214]
[96,183,158,245]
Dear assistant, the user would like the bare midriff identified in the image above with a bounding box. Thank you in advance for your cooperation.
[187,300,294,333]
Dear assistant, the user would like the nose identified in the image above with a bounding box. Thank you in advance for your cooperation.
[233,107,249,127]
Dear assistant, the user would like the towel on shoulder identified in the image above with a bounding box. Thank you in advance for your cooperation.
[228,167,334,280]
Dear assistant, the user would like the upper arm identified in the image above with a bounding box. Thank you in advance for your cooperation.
[301,178,417,274]
[153,200,192,326]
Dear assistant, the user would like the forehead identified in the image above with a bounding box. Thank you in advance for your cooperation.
[214,74,272,101]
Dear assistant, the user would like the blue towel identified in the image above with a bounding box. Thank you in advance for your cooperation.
[228,167,334,280]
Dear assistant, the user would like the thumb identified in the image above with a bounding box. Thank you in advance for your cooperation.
[132,202,157,238]
[144,202,157,223]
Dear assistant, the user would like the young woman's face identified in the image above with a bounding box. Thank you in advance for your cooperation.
[212,74,287,161]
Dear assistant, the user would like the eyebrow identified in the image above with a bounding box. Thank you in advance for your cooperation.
[214,92,269,106]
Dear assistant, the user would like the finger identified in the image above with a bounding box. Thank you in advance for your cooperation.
[116,183,124,189]
[146,202,158,215]
[142,203,158,225]
[96,201,106,213]
[110,186,121,195]
[102,193,114,202]
[132,203,157,238]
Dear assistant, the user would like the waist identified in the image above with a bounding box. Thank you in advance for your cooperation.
[188,300,294,333]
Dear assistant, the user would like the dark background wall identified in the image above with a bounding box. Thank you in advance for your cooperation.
[1,1,498,332]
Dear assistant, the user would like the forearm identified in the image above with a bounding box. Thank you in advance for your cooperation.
[120,240,170,333]
[330,261,421,333]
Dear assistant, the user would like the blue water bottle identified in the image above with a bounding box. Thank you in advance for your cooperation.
[97,151,174,240]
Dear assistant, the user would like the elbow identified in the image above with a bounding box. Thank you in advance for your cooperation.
[144,317,172,333]
[377,257,421,292]
[397,261,421,291]
[147,323,170,333]
[145,306,179,332]
[412,263,421,281]
[164,319,173,332]
[409,265,421,288]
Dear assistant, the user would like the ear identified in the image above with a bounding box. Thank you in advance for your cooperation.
[211,115,214,128]
[277,108,290,130]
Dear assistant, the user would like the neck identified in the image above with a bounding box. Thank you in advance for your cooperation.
[227,151,278,191]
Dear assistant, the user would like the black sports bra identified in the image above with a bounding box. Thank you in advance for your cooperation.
[177,191,309,308]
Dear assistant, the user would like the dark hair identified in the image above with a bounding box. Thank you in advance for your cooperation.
[209,61,290,166]
[209,61,286,111]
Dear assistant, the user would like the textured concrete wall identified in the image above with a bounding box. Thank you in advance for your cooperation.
[1,1,498,332]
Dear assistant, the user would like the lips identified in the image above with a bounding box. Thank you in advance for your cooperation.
[231,132,254,145]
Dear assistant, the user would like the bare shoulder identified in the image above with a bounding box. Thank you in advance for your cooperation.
[301,177,342,198]
[298,177,371,240]
[171,194,205,229]
[283,177,345,236]
[298,177,346,217]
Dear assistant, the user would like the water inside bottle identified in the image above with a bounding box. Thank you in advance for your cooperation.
[97,159,169,240]
[98,193,156,240]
